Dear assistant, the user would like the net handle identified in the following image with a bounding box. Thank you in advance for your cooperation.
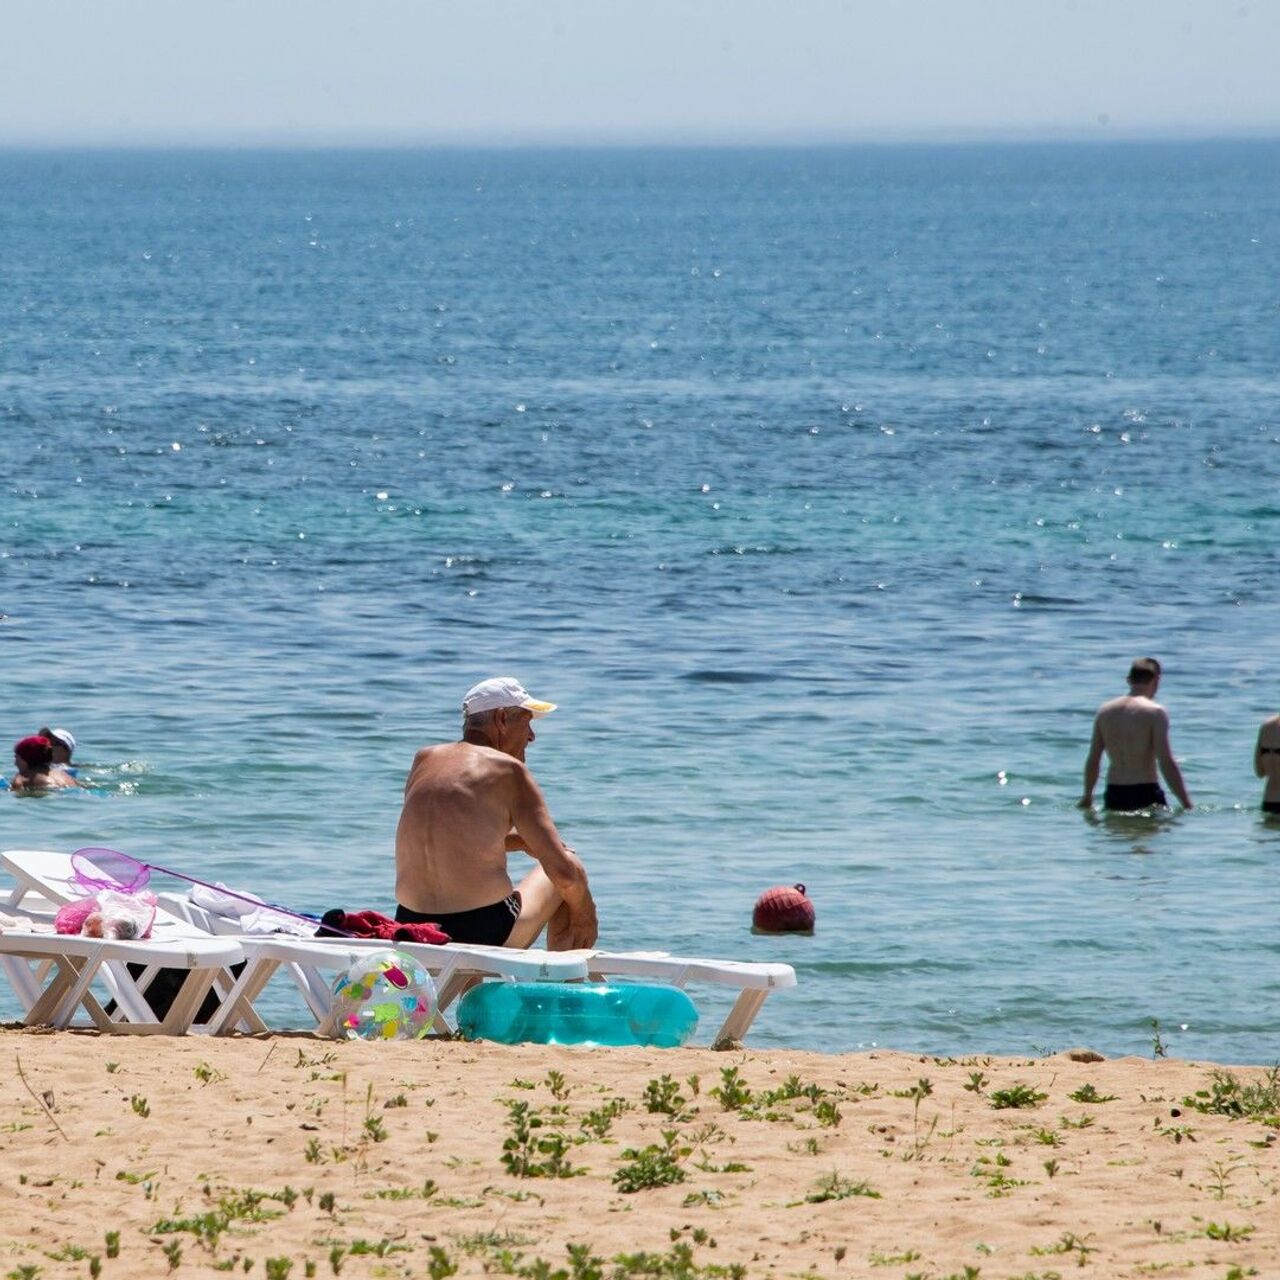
[70,846,325,930]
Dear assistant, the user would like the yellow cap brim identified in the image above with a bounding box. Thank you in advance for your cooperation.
[524,699,556,717]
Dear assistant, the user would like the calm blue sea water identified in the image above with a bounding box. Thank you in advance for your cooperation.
[2,143,1279,1059]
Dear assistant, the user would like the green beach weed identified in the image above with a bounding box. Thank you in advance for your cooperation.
[612,1130,689,1193]
[989,1084,1047,1110]
[1067,1083,1116,1104]
[710,1067,752,1111]
[798,1171,880,1204]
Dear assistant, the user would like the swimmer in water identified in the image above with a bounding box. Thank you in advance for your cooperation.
[1254,713,1280,815]
[1079,657,1193,812]
[11,736,81,792]
[37,726,77,776]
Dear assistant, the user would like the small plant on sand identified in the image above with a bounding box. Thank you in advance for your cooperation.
[787,1136,822,1156]
[1204,1222,1254,1243]
[501,1101,582,1179]
[1033,1128,1062,1146]
[1183,1066,1280,1122]
[130,1095,151,1118]
[426,1247,457,1280]
[1204,1156,1246,1200]
[264,1261,292,1280]
[612,1130,689,1193]
[682,1189,725,1208]
[1059,1114,1093,1130]
[580,1097,630,1139]
[327,1247,344,1276]
[194,1062,226,1085]
[813,1099,842,1128]
[368,1179,437,1200]
[868,1250,920,1266]
[544,1070,570,1101]
[971,1153,1029,1197]
[799,1171,881,1204]
[643,1075,689,1117]
[1068,1083,1117,1104]
[104,1233,120,1260]
[710,1067,752,1111]
[989,1084,1046,1110]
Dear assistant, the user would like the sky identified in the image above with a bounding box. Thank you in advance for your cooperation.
[3,0,1278,147]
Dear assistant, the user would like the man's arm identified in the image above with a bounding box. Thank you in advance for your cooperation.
[1154,710,1193,809]
[1079,720,1104,808]
[1256,727,1267,779]
[508,764,598,947]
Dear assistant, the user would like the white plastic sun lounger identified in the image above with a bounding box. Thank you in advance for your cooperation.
[0,905,245,1034]
[152,890,798,1043]
[0,849,588,1037]
[1,849,796,1043]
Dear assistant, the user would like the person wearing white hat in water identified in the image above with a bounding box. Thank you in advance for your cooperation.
[38,727,78,777]
[394,677,598,950]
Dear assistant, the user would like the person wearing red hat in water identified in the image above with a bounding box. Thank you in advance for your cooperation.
[10,736,81,792]
[394,677,598,951]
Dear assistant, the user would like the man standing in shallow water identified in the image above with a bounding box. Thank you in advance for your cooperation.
[1079,657,1193,812]
[394,677,598,950]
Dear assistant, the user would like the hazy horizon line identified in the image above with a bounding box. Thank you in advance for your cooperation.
[3,122,1279,154]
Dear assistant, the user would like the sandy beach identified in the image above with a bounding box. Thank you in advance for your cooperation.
[1,1031,1276,1279]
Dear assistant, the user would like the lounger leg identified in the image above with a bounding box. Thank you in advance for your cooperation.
[24,959,79,1025]
[426,958,463,1034]
[208,959,280,1036]
[0,957,42,1012]
[99,960,160,1025]
[160,968,221,1035]
[289,962,336,1022]
[713,989,768,1047]
[51,955,108,1030]
[432,964,476,1026]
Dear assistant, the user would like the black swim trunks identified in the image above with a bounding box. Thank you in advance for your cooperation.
[1264,801,1280,815]
[1104,782,1168,811]
[396,892,521,946]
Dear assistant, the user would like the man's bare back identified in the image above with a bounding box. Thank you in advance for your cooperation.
[1080,658,1192,811]
[393,677,598,951]
[396,741,529,915]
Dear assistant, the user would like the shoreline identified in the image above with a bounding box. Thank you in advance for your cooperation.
[1,1030,1277,1278]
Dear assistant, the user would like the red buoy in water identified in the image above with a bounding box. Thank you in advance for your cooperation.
[752,883,815,934]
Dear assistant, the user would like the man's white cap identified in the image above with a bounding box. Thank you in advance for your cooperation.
[49,728,76,754]
[462,677,556,719]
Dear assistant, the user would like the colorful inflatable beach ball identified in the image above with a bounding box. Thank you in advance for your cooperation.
[752,883,815,934]
[330,948,437,1041]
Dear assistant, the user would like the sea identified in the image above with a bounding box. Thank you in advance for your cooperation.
[2,141,1279,1061]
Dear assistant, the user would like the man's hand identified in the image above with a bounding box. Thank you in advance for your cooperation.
[569,908,598,949]
[1077,797,1093,810]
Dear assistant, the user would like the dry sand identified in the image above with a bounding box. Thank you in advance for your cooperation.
[1,1029,1277,1279]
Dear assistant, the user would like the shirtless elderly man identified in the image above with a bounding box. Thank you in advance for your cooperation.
[1079,657,1193,812]
[395,677,598,950]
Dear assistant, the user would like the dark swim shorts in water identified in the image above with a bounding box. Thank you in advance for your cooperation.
[1263,801,1280,815]
[396,892,521,946]
[1104,782,1168,811]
